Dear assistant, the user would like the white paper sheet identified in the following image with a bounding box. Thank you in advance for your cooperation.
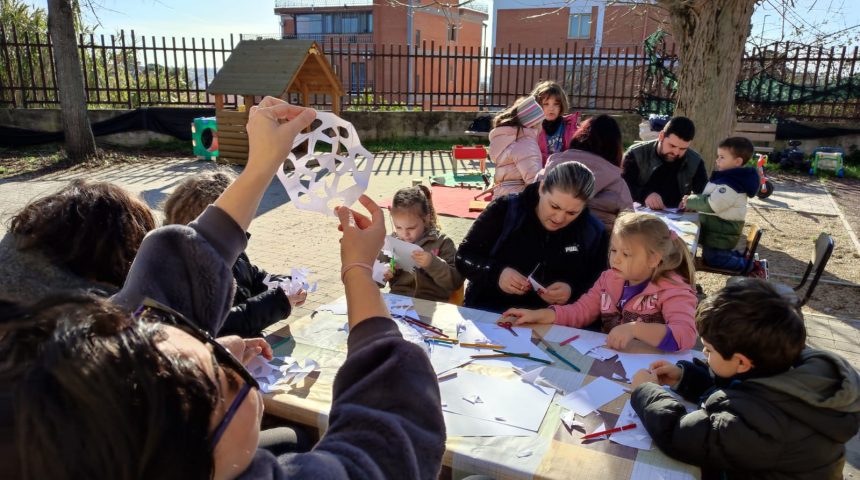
[609,399,653,450]
[457,320,552,369]
[516,365,585,395]
[543,325,608,356]
[556,377,626,416]
[317,302,348,315]
[276,111,374,216]
[528,275,546,292]
[383,236,424,272]
[439,370,554,432]
[372,260,389,284]
[427,342,474,375]
[443,411,536,437]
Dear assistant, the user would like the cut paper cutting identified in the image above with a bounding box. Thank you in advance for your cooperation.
[248,356,320,393]
[276,111,374,215]
[528,275,546,292]
[372,260,389,284]
[263,268,318,296]
[560,410,585,432]
[556,377,626,416]
[463,394,483,405]
[383,236,423,272]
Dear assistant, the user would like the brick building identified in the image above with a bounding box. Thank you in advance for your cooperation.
[490,0,673,110]
[274,0,488,109]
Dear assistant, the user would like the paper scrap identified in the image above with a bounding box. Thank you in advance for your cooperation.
[372,260,389,284]
[262,268,317,296]
[583,421,607,440]
[248,356,319,393]
[609,399,653,450]
[560,410,585,432]
[276,111,374,216]
[317,302,348,315]
[588,346,618,362]
[528,275,546,292]
[383,236,423,272]
[556,377,626,416]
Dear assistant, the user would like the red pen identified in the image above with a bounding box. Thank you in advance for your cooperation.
[559,334,580,346]
[581,423,637,440]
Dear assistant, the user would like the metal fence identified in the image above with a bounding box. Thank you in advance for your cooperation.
[1,23,857,122]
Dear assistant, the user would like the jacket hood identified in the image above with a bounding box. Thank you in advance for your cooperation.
[747,348,860,441]
[489,126,538,159]
[710,166,759,197]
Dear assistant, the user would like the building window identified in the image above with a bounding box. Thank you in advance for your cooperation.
[448,25,457,42]
[568,13,591,39]
[295,12,372,35]
[350,62,367,92]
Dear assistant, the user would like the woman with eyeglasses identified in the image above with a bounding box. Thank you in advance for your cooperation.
[0,98,445,480]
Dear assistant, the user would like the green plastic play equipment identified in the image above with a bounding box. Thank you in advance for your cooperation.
[191,117,219,160]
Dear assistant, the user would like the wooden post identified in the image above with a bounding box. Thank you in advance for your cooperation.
[243,95,253,110]
[214,94,224,111]
[332,92,341,115]
[301,83,310,108]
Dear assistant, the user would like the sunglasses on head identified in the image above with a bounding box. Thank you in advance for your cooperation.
[132,298,260,448]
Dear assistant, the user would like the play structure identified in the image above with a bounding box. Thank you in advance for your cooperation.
[206,39,344,164]
[191,116,219,160]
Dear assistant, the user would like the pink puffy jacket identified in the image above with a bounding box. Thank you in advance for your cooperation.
[490,126,542,197]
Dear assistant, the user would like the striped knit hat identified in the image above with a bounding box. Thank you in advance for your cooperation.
[515,96,546,129]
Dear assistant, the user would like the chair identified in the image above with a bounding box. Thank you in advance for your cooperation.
[727,232,834,307]
[695,225,764,276]
[448,284,466,306]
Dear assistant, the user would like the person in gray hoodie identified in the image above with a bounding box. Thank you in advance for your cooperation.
[539,114,633,233]
[630,279,860,480]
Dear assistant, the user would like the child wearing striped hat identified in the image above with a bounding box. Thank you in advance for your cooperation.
[489,95,546,197]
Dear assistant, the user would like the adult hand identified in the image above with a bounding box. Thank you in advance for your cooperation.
[644,192,666,210]
[631,369,659,388]
[649,360,683,388]
[287,288,307,307]
[499,267,530,295]
[246,96,316,174]
[334,195,386,268]
[411,250,432,269]
[538,281,572,305]
[217,336,274,365]
[504,308,555,325]
[678,195,689,211]
[606,322,637,350]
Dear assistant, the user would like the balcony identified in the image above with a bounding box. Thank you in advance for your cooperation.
[282,33,374,44]
[275,0,373,8]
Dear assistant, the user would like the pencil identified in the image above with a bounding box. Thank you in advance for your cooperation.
[270,336,293,350]
[427,336,457,344]
[559,334,580,346]
[470,352,529,359]
[538,338,581,372]
[460,343,506,349]
[581,423,637,440]
[491,349,553,365]
[404,318,448,337]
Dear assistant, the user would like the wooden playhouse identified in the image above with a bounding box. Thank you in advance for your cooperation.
[206,39,344,164]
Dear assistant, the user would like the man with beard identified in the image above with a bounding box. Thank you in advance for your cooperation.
[622,117,707,210]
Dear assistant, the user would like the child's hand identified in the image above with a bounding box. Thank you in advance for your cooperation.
[335,195,386,268]
[411,250,432,268]
[246,96,316,174]
[678,195,689,210]
[504,308,555,325]
[499,267,530,295]
[631,369,658,388]
[288,288,307,307]
[382,269,394,282]
[606,322,637,350]
[537,281,572,304]
[649,360,682,388]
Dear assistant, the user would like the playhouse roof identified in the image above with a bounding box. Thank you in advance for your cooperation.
[206,39,343,97]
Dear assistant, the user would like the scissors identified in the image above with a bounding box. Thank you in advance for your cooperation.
[496,316,519,336]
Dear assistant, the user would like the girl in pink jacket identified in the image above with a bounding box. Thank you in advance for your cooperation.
[530,81,580,164]
[505,212,698,351]
[490,96,545,197]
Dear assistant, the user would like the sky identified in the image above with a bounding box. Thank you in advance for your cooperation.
[24,0,860,47]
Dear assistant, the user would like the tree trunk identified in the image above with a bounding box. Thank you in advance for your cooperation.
[47,0,96,161]
[661,0,757,173]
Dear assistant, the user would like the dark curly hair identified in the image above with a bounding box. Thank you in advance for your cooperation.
[391,184,439,232]
[568,114,623,167]
[163,169,237,226]
[8,180,156,287]
[0,293,220,480]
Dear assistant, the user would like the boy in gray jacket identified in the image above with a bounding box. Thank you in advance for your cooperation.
[630,279,860,480]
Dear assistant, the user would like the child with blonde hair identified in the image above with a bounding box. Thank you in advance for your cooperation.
[506,212,698,351]
[530,80,580,163]
[381,185,464,302]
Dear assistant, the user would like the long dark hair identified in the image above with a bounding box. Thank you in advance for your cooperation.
[568,115,623,167]
[8,180,156,287]
[0,294,218,480]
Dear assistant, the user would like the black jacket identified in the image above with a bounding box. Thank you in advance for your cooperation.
[622,139,708,208]
[631,349,860,480]
[456,182,608,313]
[219,251,292,338]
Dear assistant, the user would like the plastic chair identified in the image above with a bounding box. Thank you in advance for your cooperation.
[695,225,764,276]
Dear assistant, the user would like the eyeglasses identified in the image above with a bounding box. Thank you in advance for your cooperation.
[132,298,260,449]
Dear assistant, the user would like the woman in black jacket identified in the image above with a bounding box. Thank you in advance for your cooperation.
[456,161,608,313]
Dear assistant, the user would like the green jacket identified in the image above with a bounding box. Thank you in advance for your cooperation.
[685,194,743,250]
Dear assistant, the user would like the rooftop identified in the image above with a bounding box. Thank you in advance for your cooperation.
[274,0,488,13]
